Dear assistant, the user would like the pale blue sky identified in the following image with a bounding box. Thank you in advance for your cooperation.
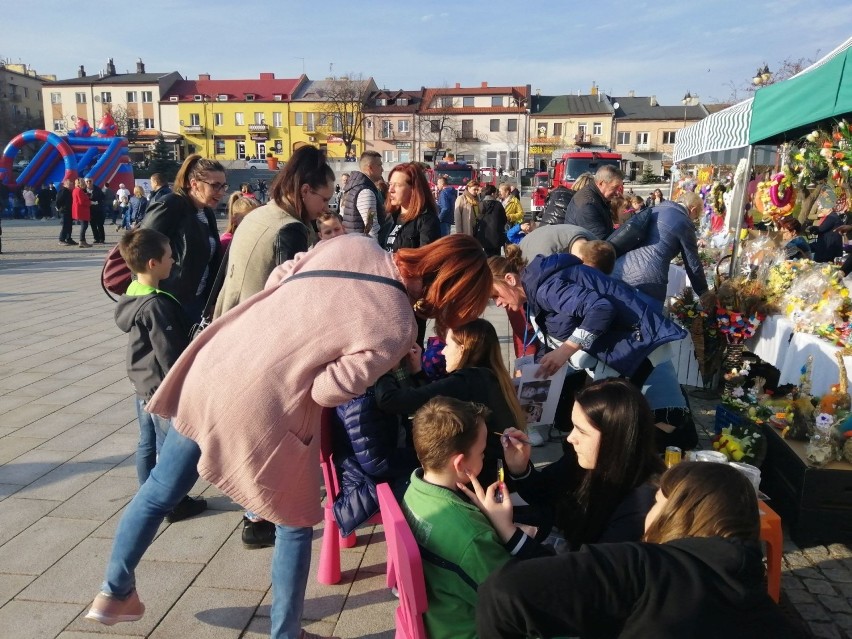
[4,0,850,105]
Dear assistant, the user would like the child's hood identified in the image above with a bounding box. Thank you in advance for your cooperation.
[114,281,179,333]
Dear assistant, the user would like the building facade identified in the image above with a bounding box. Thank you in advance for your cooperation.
[1,62,55,151]
[417,82,530,170]
[161,73,305,162]
[41,58,182,160]
[362,89,420,165]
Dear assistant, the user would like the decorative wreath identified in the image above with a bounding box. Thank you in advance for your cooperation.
[754,171,796,219]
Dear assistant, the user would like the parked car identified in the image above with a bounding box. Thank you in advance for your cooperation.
[246,158,274,170]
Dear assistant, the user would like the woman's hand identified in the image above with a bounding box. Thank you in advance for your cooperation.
[500,427,531,475]
[535,342,578,378]
[457,471,516,543]
[405,343,423,373]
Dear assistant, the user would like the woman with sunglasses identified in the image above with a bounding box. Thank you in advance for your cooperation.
[140,155,228,322]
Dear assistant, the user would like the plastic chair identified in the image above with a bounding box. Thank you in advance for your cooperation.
[377,482,428,639]
[317,407,382,585]
[758,501,782,602]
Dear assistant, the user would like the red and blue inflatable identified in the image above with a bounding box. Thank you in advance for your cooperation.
[0,113,134,191]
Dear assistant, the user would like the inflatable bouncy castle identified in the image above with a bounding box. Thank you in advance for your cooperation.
[0,113,134,191]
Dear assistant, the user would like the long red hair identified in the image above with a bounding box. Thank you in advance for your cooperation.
[386,163,437,223]
[395,234,491,329]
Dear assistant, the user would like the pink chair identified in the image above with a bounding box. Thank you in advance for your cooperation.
[317,407,382,585]
[377,482,428,639]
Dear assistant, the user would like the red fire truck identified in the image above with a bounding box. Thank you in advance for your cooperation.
[427,162,478,195]
[531,150,622,217]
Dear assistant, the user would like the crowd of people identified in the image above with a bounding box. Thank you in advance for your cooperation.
[71,149,804,639]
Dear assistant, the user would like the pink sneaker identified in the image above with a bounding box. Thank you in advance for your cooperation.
[85,590,145,625]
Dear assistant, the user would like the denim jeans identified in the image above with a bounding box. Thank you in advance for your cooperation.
[102,428,314,639]
[134,396,170,486]
[440,222,452,237]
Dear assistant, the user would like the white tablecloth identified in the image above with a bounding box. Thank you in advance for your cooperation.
[749,314,852,396]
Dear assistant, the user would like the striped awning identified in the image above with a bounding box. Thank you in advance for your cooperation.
[673,98,776,165]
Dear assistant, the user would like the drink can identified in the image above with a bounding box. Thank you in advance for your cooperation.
[665,446,682,468]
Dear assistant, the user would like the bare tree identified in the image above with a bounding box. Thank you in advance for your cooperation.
[417,91,461,163]
[316,74,377,158]
[716,53,821,103]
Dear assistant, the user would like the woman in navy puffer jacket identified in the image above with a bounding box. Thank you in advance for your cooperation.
[612,192,711,309]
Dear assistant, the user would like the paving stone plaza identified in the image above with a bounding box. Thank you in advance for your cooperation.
[1,220,851,638]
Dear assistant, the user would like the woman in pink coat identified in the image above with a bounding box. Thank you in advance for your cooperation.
[71,177,92,247]
[86,147,492,639]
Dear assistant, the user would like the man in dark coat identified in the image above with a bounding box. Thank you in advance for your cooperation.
[56,179,76,245]
[37,183,55,219]
[564,165,624,240]
[149,173,172,203]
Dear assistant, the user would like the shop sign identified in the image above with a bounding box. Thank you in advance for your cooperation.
[250,135,268,141]
[395,141,412,149]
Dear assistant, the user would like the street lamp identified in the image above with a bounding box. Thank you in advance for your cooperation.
[681,91,693,128]
[753,64,772,86]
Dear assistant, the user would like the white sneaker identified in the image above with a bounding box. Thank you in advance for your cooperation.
[526,427,545,447]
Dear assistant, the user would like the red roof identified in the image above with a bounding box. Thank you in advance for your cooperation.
[162,74,305,102]
[420,84,529,114]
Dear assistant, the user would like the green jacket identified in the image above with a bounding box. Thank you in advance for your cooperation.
[402,470,511,639]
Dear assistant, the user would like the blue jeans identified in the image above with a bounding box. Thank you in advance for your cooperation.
[134,397,170,486]
[101,428,314,639]
[440,222,452,237]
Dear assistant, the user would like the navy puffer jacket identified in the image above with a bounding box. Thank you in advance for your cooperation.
[523,253,687,377]
[611,200,708,302]
[539,186,574,226]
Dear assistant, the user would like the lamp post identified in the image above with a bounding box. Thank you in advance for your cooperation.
[753,64,773,86]
[681,91,693,128]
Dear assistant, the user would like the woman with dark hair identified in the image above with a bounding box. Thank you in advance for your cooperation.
[375,318,525,485]
[480,378,664,549]
[381,162,441,252]
[140,154,227,322]
[476,183,508,257]
[85,228,492,639]
[778,216,813,260]
[474,462,801,638]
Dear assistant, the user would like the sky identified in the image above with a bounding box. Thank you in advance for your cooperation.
[3,0,851,106]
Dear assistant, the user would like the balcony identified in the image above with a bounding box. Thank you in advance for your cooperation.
[248,123,269,133]
[7,93,22,103]
[574,133,591,145]
[455,130,482,142]
[530,136,562,146]
[379,130,412,140]
[183,124,204,134]
[633,143,656,153]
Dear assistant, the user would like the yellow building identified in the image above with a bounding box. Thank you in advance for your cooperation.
[161,73,306,162]
[289,77,377,159]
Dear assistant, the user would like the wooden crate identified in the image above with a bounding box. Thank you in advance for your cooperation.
[759,423,852,546]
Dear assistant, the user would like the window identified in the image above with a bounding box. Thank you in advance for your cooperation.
[272,112,282,127]
[215,139,225,155]
[214,112,224,126]
[553,123,563,137]
[663,131,677,144]
[50,92,61,104]
[491,96,502,107]
[189,113,200,126]
[636,132,649,145]
[616,131,631,145]
[382,150,395,163]
[126,91,137,103]
[439,96,453,108]
[24,87,29,97]
[375,98,387,106]
[53,119,66,132]
[397,98,408,106]
[235,112,245,125]
[486,151,498,168]
[461,119,474,138]
[490,119,500,132]
[399,150,411,163]
[332,114,342,131]
[462,96,474,107]
[430,119,441,133]
[507,118,518,132]
[141,91,153,103]
[537,123,549,137]
[251,112,262,125]
[75,92,86,104]
[577,123,587,137]
[318,113,328,127]
[127,118,139,130]
[397,119,410,133]
[294,112,304,126]
[509,151,519,171]
[100,92,112,103]
[346,112,354,126]
[237,140,246,159]
[381,120,392,138]
[593,122,602,135]
[25,107,30,117]
[143,118,154,129]
[306,112,316,132]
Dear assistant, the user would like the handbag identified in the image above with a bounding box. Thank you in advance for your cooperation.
[189,247,230,341]
[101,244,133,302]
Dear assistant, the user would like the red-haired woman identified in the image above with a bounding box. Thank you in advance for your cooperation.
[382,162,441,252]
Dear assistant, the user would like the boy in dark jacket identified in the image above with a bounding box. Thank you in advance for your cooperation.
[114,228,206,522]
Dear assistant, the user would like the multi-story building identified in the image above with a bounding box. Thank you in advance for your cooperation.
[161,73,306,162]
[362,89,420,165]
[290,77,377,160]
[611,93,708,179]
[417,82,531,170]
[528,87,616,171]
[41,59,182,160]
[0,61,55,151]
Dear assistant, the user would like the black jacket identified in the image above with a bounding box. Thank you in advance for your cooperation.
[55,186,72,213]
[140,193,221,307]
[477,537,803,639]
[539,186,575,226]
[475,196,507,257]
[383,210,440,252]
[564,182,613,240]
[114,287,190,400]
[149,185,172,203]
[375,367,514,485]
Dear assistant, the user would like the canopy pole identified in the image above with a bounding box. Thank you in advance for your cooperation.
[667,170,676,200]
[728,145,755,277]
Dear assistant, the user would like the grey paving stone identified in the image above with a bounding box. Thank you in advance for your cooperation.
[0,483,22,501]
[822,567,852,583]
[0,599,82,639]
[0,516,99,575]
[50,472,137,522]
[146,509,237,565]
[805,578,839,596]
[782,573,806,590]
[808,621,842,639]
[64,393,133,416]
[784,588,817,604]
[193,528,274,592]
[789,566,823,580]
[68,431,136,465]
[57,630,140,638]
[784,551,812,568]
[149,586,264,639]
[13,411,90,440]
[0,573,35,607]
[796,602,832,621]
[332,569,397,638]
[15,461,113,501]
[16,537,115,604]
[0,447,76,485]
[835,613,852,631]
[804,546,833,562]
[0,497,61,546]
[828,544,852,559]
[37,422,122,453]
[821,595,852,613]
[835,582,852,599]
[0,394,34,415]
[0,435,48,465]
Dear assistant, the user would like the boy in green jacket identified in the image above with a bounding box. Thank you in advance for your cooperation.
[402,397,541,639]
